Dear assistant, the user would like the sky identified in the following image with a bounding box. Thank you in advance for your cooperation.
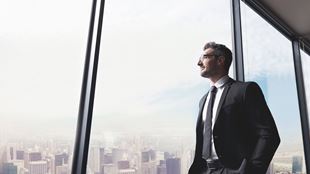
[0,0,309,155]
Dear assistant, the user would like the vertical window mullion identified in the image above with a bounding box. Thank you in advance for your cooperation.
[71,0,105,173]
[292,39,310,173]
[231,0,245,81]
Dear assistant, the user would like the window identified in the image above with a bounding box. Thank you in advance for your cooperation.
[241,2,306,173]
[88,0,232,174]
[0,0,91,173]
[301,49,310,133]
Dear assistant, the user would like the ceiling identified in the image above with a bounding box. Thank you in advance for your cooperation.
[243,0,310,53]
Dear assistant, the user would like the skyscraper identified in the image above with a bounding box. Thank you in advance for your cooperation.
[118,160,130,170]
[292,156,303,174]
[55,152,69,173]
[102,164,115,174]
[141,150,157,174]
[157,160,166,174]
[89,146,101,173]
[166,158,180,174]
[16,150,24,160]
[56,164,69,174]
[3,163,17,174]
[25,151,43,170]
[55,153,68,165]
[28,161,48,174]
[104,153,113,164]
[99,148,105,166]
[29,152,42,161]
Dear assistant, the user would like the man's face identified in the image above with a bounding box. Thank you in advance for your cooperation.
[197,48,220,78]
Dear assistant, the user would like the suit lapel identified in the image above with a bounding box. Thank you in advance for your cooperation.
[196,78,235,129]
[214,78,235,123]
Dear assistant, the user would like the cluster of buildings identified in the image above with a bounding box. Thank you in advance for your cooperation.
[1,149,69,174]
[0,137,194,174]
[86,147,193,174]
[0,137,306,174]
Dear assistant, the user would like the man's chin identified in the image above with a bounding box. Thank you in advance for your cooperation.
[200,73,210,78]
[200,72,210,78]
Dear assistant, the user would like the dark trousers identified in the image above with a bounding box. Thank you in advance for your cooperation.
[202,168,241,174]
[202,167,224,174]
[200,159,247,174]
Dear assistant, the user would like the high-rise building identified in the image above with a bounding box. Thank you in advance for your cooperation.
[3,162,18,174]
[149,150,156,161]
[157,160,166,174]
[11,160,25,173]
[89,146,101,173]
[28,161,48,174]
[118,160,130,170]
[10,147,14,161]
[142,150,156,163]
[16,150,24,160]
[142,152,150,163]
[103,164,116,174]
[104,153,113,164]
[56,164,69,174]
[45,155,54,174]
[29,152,42,162]
[5,144,18,161]
[166,158,181,174]
[99,148,105,166]
[292,156,303,174]
[55,152,69,172]
[141,150,158,174]
[25,151,43,170]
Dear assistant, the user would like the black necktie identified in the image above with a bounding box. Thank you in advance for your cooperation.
[202,86,218,160]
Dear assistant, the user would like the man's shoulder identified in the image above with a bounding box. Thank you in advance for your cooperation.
[231,80,259,88]
[230,80,261,93]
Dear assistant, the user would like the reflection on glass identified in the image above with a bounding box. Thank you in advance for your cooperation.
[89,0,232,174]
[0,0,90,173]
[301,50,310,132]
[241,2,306,174]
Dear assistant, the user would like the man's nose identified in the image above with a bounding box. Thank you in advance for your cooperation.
[197,59,202,66]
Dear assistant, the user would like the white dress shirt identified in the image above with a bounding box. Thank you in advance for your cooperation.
[202,75,230,160]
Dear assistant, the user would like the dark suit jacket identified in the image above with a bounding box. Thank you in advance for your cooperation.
[189,79,280,174]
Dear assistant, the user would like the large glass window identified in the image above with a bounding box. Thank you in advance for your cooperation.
[241,3,306,174]
[301,49,310,132]
[88,0,232,174]
[0,0,90,173]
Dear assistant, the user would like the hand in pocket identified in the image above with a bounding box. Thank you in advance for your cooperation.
[223,159,247,174]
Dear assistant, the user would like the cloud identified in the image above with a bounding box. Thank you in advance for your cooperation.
[241,3,295,79]
[0,0,231,136]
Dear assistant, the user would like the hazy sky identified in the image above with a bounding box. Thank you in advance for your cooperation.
[0,0,309,155]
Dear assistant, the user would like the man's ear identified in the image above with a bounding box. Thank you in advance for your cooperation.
[217,56,225,66]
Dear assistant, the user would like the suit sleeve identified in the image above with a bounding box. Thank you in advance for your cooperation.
[243,82,280,174]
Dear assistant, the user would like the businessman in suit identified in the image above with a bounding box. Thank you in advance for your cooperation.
[189,42,280,174]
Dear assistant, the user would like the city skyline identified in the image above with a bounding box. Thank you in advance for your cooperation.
[0,135,306,174]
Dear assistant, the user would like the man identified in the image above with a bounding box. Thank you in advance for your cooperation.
[189,42,280,174]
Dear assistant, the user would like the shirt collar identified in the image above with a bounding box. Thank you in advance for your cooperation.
[210,75,230,88]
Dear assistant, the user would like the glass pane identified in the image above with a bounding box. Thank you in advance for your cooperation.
[89,0,232,174]
[301,50,310,133]
[241,3,306,174]
[0,0,90,173]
